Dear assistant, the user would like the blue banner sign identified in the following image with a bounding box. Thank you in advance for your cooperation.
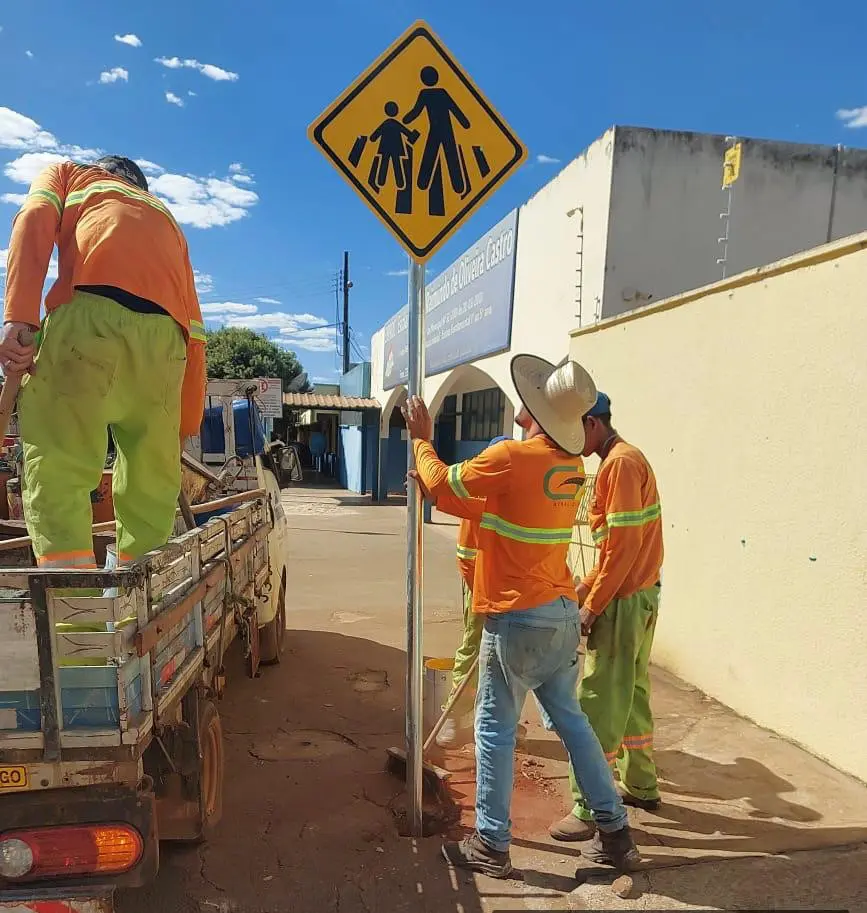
[381,208,518,390]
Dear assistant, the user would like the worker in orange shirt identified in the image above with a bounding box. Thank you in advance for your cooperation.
[420,434,508,748]
[549,392,664,842]
[403,356,638,879]
[0,156,207,569]
[416,435,557,748]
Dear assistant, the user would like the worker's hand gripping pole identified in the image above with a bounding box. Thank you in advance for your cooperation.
[405,257,426,836]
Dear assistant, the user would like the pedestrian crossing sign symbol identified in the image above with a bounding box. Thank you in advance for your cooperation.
[308,21,528,262]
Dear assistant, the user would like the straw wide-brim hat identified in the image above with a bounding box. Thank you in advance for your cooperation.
[510,354,598,455]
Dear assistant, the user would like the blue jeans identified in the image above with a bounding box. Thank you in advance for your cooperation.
[474,597,628,851]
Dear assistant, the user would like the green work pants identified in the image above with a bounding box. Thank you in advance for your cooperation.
[447,581,485,710]
[570,586,661,819]
[19,291,187,567]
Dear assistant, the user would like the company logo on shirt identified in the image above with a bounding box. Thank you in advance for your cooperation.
[543,466,586,502]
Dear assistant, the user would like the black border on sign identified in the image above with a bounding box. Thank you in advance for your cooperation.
[311,24,526,261]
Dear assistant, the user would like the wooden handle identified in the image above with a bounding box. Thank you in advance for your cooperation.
[190,487,266,515]
[0,328,36,441]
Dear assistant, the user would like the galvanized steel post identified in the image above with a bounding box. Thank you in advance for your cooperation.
[405,257,426,835]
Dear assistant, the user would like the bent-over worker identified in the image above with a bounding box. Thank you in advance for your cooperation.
[403,355,639,879]
[0,156,207,568]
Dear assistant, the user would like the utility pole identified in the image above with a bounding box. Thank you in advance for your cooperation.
[342,250,351,375]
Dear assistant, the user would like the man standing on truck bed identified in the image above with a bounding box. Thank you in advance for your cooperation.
[0,156,207,568]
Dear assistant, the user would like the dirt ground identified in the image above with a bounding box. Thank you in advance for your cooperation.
[117,486,867,913]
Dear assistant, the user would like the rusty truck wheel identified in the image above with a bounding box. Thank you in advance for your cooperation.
[259,571,287,665]
[198,699,224,837]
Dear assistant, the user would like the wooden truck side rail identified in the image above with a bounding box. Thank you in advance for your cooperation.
[0,496,271,774]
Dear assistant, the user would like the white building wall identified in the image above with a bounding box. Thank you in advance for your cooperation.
[601,128,867,320]
[369,131,616,437]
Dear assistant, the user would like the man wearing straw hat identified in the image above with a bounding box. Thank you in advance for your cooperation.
[410,435,554,749]
[402,355,639,879]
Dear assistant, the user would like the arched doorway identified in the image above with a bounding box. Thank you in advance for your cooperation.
[428,364,517,462]
[379,386,408,499]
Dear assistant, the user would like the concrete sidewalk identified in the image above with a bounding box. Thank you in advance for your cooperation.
[119,485,867,912]
[284,486,867,909]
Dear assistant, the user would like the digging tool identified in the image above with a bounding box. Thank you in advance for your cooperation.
[386,654,479,795]
[0,328,36,440]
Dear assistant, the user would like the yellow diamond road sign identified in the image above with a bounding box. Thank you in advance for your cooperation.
[308,21,527,263]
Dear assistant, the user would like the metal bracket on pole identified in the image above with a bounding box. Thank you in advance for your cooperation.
[405,256,426,836]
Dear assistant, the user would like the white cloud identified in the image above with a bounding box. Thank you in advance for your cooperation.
[135,158,164,175]
[0,107,60,151]
[277,327,337,353]
[1,192,26,206]
[229,163,243,173]
[193,269,214,294]
[99,67,129,84]
[313,374,337,383]
[536,153,560,165]
[385,268,409,277]
[188,90,197,97]
[201,301,258,315]
[155,57,239,82]
[255,297,281,305]
[149,171,259,228]
[25,50,33,59]
[115,33,142,48]
[4,152,70,184]
[837,106,867,129]
[223,311,329,334]
[1,106,257,230]
[165,92,184,107]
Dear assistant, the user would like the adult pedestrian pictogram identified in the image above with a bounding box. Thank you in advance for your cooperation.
[308,21,527,262]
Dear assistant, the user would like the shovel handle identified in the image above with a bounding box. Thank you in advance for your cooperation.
[0,328,36,441]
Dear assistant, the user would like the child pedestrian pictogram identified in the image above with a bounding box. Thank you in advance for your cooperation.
[309,20,527,262]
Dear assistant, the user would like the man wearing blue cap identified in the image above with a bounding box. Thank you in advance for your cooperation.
[550,392,665,842]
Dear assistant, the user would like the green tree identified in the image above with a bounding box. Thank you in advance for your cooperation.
[205,327,311,392]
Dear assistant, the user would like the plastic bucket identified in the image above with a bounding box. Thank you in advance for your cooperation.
[423,657,454,731]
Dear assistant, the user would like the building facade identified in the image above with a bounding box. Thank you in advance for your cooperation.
[368,125,867,497]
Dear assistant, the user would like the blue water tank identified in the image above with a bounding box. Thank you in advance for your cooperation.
[199,399,266,458]
[233,399,266,458]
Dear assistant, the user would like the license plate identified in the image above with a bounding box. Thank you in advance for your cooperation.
[0,765,28,790]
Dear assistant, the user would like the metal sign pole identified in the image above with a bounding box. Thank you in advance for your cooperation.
[405,255,426,836]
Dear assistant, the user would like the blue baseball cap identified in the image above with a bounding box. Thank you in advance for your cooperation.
[489,435,510,446]
[584,392,611,418]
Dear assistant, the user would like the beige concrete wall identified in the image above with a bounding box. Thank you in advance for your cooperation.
[569,233,867,782]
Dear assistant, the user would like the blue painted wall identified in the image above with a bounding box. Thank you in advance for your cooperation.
[338,426,364,493]
[455,440,489,462]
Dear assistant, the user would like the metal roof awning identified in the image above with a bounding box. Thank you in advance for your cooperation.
[282,392,381,410]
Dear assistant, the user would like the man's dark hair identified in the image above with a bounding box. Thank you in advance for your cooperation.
[595,412,613,426]
[93,156,149,192]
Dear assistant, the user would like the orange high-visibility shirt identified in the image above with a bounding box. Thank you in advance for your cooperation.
[414,436,586,614]
[433,490,484,589]
[3,161,207,437]
[582,439,663,616]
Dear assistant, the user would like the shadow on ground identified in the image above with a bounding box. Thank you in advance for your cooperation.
[117,630,484,913]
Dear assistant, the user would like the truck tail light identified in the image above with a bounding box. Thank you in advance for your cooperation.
[0,824,143,881]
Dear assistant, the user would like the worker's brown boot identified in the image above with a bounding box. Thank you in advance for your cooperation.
[442,831,513,879]
[580,824,640,871]
[549,813,596,841]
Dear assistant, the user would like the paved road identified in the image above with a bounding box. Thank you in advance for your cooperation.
[117,486,867,913]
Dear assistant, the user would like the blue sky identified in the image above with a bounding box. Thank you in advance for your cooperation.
[1,0,865,384]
